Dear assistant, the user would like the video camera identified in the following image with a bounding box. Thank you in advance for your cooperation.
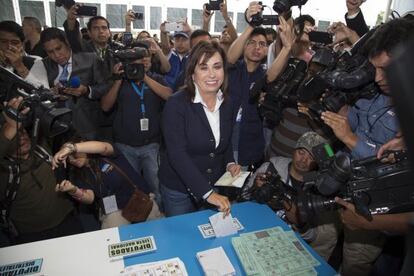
[297,147,414,224]
[109,41,149,81]
[247,142,414,226]
[55,0,97,17]
[0,66,71,138]
[249,0,307,26]
[250,58,308,129]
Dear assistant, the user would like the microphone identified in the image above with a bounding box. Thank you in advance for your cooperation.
[68,76,80,88]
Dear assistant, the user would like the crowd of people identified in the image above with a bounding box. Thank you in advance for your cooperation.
[0,0,413,275]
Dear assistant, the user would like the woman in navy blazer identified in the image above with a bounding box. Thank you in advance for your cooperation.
[159,41,241,217]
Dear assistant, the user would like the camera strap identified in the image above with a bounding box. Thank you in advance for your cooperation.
[130,81,147,117]
[0,145,51,237]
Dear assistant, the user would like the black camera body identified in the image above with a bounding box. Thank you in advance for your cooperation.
[0,66,72,138]
[205,0,223,11]
[250,58,307,129]
[298,150,414,224]
[273,0,308,13]
[110,46,148,81]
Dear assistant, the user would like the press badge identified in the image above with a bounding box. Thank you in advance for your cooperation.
[103,195,118,214]
[140,118,149,131]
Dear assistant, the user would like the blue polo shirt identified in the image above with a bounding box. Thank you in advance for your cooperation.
[228,59,266,166]
[112,72,167,147]
[347,93,399,159]
[165,50,188,90]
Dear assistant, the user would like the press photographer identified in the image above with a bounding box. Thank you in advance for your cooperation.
[101,43,172,209]
[0,97,82,245]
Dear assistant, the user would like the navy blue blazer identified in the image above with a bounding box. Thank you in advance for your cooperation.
[159,91,235,200]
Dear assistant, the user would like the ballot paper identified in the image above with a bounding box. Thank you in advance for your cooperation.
[214,171,251,188]
[198,218,244,239]
[197,247,236,276]
[209,212,238,237]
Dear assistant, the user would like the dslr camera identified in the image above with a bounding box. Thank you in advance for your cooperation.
[249,0,307,26]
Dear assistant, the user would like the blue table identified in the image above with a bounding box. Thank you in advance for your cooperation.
[118,201,337,275]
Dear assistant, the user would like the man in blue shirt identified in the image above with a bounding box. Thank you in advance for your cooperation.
[318,18,414,276]
[226,2,268,167]
[163,32,190,89]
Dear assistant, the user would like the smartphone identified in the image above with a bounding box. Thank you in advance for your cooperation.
[205,0,223,11]
[309,31,334,44]
[262,15,280,26]
[76,5,98,17]
[122,32,133,47]
[134,11,144,20]
[165,22,183,32]
[55,165,68,183]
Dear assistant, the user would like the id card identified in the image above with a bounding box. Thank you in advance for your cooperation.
[103,195,118,214]
[140,118,149,131]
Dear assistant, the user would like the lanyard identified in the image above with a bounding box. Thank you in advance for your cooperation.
[130,81,147,115]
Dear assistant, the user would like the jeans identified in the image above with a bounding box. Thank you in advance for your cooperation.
[160,184,197,217]
[115,142,162,209]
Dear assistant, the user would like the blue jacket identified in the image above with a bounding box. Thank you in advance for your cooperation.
[228,60,266,166]
[348,93,399,159]
[159,91,235,200]
[165,50,188,89]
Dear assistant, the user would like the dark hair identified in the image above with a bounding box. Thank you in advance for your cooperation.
[40,27,69,46]
[249,27,267,40]
[190,29,211,42]
[183,40,228,101]
[264,27,277,40]
[23,16,42,33]
[87,16,110,31]
[0,21,25,42]
[294,14,315,37]
[137,30,150,39]
[365,18,414,59]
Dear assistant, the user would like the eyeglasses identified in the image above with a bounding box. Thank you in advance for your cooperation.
[246,39,267,49]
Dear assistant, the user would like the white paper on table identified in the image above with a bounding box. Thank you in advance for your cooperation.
[214,171,251,188]
[209,212,238,237]
[120,257,188,276]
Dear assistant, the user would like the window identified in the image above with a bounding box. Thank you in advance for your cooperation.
[77,3,101,28]
[132,5,145,29]
[107,4,127,29]
[167,8,187,22]
[192,9,203,30]
[19,0,45,26]
[317,20,330,32]
[49,2,66,28]
[150,7,162,30]
[236,12,248,33]
[0,0,15,21]
[214,12,233,33]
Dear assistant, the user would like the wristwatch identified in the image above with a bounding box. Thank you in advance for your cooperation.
[63,142,77,154]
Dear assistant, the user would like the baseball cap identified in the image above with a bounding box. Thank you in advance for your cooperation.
[295,132,328,155]
[173,31,189,39]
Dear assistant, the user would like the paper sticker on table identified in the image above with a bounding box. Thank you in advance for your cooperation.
[0,258,43,276]
[108,236,156,259]
[120,257,188,276]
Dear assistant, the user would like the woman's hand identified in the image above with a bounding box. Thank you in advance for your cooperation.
[227,163,241,177]
[52,144,75,169]
[55,180,77,194]
[207,192,231,217]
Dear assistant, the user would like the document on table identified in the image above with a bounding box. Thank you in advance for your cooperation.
[120,257,188,276]
[209,212,238,237]
[214,171,251,188]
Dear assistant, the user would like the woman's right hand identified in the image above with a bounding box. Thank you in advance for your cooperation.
[55,180,77,194]
[52,145,74,169]
[207,192,231,217]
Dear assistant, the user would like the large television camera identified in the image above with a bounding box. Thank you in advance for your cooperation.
[0,66,71,138]
[248,143,414,225]
[250,58,308,129]
[297,147,414,224]
[109,41,149,81]
[250,0,307,26]
[297,29,380,123]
